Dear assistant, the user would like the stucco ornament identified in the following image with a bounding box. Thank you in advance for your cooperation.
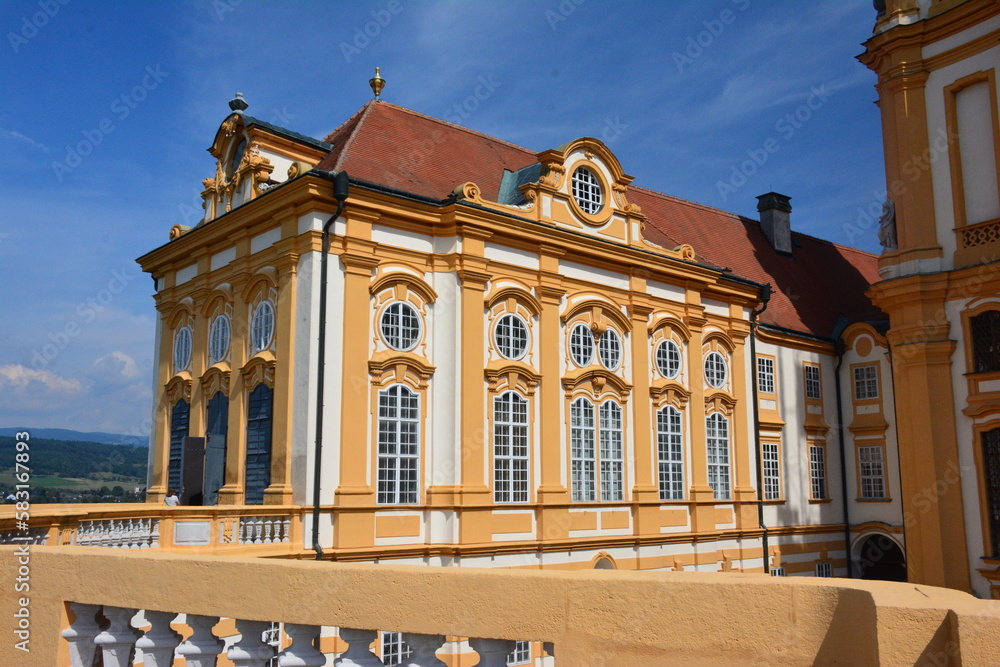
[878,198,897,251]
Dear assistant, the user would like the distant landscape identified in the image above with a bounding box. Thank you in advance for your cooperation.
[0,432,148,504]
[0,427,148,447]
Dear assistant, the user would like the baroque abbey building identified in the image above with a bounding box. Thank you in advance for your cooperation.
[134,0,1000,606]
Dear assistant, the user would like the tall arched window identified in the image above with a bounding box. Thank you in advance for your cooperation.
[168,399,190,494]
[494,391,529,503]
[971,311,1000,373]
[982,427,1000,557]
[570,397,624,502]
[706,412,731,500]
[204,391,228,506]
[377,384,420,504]
[570,398,596,501]
[599,401,624,501]
[245,384,273,505]
[657,405,684,501]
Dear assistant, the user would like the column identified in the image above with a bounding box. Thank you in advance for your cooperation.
[218,267,250,505]
[536,246,570,542]
[684,294,715,534]
[148,307,175,503]
[629,290,659,535]
[729,320,758,530]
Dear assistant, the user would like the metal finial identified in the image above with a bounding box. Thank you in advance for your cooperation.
[369,67,385,100]
[229,92,249,112]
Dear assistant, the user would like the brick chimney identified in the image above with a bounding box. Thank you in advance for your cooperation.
[757,192,793,255]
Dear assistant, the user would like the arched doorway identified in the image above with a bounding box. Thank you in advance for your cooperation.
[855,533,906,582]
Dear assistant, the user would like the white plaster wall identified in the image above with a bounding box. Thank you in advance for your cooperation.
[428,271,461,545]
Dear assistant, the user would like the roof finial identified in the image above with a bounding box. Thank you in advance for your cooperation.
[369,67,386,100]
[229,92,249,112]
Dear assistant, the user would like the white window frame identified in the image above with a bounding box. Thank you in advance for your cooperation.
[376,384,420,505]
[762,441,781,500]
[209,314,231,364]
[859,444,886,499]
[494,313,529,360]
[570,397,596,502]
[705,351,728,389]
[706,412,731,500]
[599,400,624,502]
[815,561,833,577]
[380,301,422,352]
[250,300,275,353]
[757,356,775,394]
[853,364,879,400]
[804,364,822,400]
[657,405,684,501]
[656,339,682,379]
[380,631,412,666]
[770,566,786,577]
[569,323,595,367]
[508,641,531,665]
[494,391,529,503]
[809,444,827,500]
[173,326,192,373]
[598,328,622,371]
[571,166,603,214]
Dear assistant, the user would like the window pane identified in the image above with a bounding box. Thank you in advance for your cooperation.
[657,406,684,501]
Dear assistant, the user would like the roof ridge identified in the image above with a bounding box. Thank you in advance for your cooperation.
[321,102,370,144]
[630,183,879,258]
[330,101,378,173]
[377,101,537,157]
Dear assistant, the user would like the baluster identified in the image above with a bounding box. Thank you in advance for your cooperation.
[227,619,277,667]
[264,517,273,544]
[282,517,291,542]
[151,518,161,548]
[94,606,140,667]
[61,602,101,667]
[277,623,325,666]
[401,633,447,667]
[335,628,384,666]
[135,610,182,666]
[139,518,150,548]
[176,614,224,667]
[255,517,264,544]
[76,522,87,546]
[239,518,248,544]
[468,638,518,667]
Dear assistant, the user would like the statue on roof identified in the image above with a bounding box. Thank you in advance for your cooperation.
[878,198,897,251]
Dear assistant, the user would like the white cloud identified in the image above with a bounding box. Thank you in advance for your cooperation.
[0,364,82,395]
[0,128,49,152]
[92,351,140,383]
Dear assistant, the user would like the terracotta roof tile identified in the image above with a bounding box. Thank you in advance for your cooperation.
[313,101,883,339]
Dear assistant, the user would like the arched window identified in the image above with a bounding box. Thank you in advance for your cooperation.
[599,401,624,501]
[250,301,275,353]
[209,314,231,363]
[655,339,681,379]
[227,138,246,178]
[570,398,596,501]
[494,313,529,360]
[494,391,529,503]
[706,412,730,500]
[657,405,684,501]
[598,329,622,371]
[571,166,603,214]
[377,384,420,504]
[203,391,228,506]
[981,428,1000,557]
[380,302,422,352]
[971,311,1000,373]
[173,326,192,373]
[245,383,273,505]
[570,397,624,502]
[704,351,728,389]
[168,399,190,494]
[569,323,595,367]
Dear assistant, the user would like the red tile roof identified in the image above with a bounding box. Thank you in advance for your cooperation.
[315,101,883,339]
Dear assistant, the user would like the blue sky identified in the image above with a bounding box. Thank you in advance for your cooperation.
[0,0,886,435]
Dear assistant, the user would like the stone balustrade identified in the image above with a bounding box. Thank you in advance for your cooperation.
[3,546,1000,665]
[0,504,302,553]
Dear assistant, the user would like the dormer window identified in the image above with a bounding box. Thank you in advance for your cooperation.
[571,166,603,214]
[227,139,247,179]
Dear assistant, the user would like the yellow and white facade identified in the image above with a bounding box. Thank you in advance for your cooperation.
[861,0,1000,597]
